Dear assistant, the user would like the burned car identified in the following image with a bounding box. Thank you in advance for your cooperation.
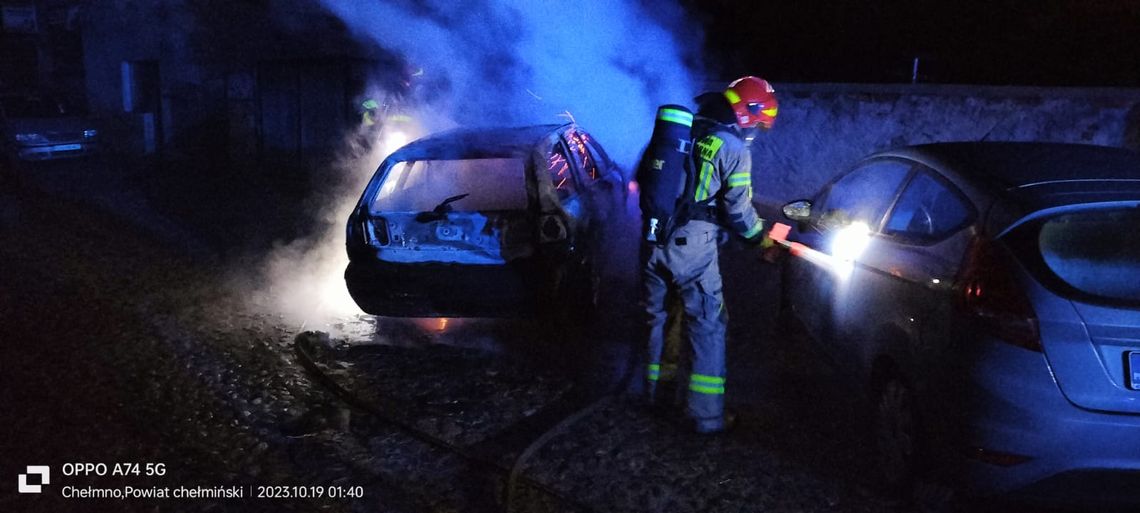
[1,93,99,162]
[345,124,625,317]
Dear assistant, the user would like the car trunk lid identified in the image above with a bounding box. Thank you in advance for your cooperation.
[1008,205,1140,414]
[1044,301,1140,413]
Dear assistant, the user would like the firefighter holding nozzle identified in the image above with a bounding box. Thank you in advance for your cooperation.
[636,76,780,434]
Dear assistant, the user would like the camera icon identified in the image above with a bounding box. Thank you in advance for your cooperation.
[19,466,50,494]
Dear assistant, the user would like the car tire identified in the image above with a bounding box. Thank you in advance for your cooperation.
[872,376,920,499]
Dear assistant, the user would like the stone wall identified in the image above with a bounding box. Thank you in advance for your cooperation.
[752,83,1140,204]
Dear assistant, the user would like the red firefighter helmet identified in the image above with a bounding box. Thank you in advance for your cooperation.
[724,76,778,129]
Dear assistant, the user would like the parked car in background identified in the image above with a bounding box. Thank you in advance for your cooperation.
[345,123,625,318]
[0,93,99,162]
[779,142,1140,505]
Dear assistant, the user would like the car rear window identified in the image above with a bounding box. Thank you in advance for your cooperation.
[2,96,79,118]
[371,158,528,212]
[1035,208,1140,302]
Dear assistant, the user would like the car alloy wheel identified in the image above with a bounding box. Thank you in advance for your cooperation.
[873,377,918,496]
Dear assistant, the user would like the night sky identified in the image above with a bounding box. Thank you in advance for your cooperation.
[684,0,1140,86]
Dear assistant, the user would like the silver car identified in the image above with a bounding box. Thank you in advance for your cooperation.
[780,142,1140,505]
[1,94,99,162]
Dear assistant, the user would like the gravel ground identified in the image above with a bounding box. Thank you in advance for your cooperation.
[0,161,1095,513]
[301,332,576,447]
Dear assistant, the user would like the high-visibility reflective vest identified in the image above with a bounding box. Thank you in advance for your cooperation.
[361,99,379,126]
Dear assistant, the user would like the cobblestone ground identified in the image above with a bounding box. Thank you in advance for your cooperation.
[0,162,1093,513]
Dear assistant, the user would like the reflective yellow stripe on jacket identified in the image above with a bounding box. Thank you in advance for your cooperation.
[727,172,751,188]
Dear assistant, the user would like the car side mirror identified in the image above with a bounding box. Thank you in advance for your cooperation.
[783,200,812,222]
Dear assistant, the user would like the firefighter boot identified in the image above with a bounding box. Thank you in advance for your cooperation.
[694,409,738,435]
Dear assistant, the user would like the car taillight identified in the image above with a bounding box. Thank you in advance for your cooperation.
[354,217,389,246]
[958,237,1041,351]
[369,217,389,246]
[964,447,1033,467]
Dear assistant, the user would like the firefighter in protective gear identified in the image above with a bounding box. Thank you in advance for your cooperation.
[640,76,777,434]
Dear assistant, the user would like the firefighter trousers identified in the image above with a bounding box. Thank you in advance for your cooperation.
[641,220,728,431]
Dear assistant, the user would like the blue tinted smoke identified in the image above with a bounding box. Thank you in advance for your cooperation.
[318,0,704,171]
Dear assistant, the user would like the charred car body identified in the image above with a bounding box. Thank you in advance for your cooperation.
[345,124,625,317]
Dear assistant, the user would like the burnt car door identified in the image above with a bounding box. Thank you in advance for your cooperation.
[544,134,585,227]
[786,159,912,361]
[538,134,589,296]
[561,127,623,264]
[562,126,624,214]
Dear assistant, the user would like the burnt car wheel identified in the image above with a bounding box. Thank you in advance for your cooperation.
[873,376,919,497]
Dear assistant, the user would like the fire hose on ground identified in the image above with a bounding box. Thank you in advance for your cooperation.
[292,222,852,512]
[293,330,629,513]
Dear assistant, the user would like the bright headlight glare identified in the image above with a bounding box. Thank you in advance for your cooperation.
[831,221,872,263]
[84,129,98,138]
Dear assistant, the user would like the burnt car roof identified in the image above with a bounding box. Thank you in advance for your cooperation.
[884,142,1140,210]
[388,124,569,161]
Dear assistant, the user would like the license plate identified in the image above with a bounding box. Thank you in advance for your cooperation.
[52,144,82,151]
[1130,352,1140,391]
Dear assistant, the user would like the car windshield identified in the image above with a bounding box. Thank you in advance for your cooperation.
[1035,208,1140,303]
[2,96,80,118]
[371,157,529,213]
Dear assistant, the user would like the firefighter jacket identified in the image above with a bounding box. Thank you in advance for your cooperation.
[690,118,765,241]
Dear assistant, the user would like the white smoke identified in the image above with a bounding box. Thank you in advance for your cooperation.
[318,0,705,168]
[248,0,704,332]
[246,141,385,330]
